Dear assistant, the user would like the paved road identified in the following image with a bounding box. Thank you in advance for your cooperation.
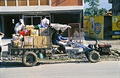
[0,61,120,78]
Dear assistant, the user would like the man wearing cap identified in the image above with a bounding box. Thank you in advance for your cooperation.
[14,19,25,34]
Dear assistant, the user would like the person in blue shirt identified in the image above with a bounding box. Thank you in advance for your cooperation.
[54,30,70,53]
[54,30,69,45]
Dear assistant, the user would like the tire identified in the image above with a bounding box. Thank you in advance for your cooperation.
[22,52,38,67]
[88,50,100,63]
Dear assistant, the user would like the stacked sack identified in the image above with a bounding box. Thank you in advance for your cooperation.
[11,34,23,48]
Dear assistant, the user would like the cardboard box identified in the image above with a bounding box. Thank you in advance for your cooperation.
[26,25,34,30]
[23,36,51,48]
[24,36,34,46]
[39,28,49,36]
[30,29,39,36]
[33,36,43,48]
[42,36,51,46]
[24,45,33,48]
[34,36,51,48]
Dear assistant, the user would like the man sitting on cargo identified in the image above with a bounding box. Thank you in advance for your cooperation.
[14,19,25,34]
[40,16,50,28]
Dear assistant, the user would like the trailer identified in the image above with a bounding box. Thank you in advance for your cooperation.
[2,23,100,67]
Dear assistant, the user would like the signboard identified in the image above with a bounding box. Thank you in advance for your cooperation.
[112,16,120,39]
[83,16,90,37]
[89,16,104,39]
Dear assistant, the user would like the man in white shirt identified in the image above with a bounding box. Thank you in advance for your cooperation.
[0,32,4,60]
[14,19,25,34]
[40,16,50,28]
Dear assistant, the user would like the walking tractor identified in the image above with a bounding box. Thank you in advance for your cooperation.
[3,24,100,67]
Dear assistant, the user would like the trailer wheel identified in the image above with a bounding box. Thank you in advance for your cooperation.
[88,50,100,63]
[22,52,37,67]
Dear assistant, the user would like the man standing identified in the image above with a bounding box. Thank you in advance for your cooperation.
[0,32,4,60]
[40,16,50,28]
[14,19,25,34]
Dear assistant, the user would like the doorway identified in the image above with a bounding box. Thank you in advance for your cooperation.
[4,15,21,38]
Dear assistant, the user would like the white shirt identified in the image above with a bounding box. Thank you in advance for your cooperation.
[41,18,50,27]
[14,22,25,34]
[0,36,2,46]
[14,22,25,31]
[73,31,79,37]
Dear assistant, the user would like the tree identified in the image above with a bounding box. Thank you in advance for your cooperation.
[84,0,90,3]
[99,8,107,15]
[84,0,107,16]
[84,8,91,16]
[84,0,100,16]
[84,0,100,5]
[84,7,99,16]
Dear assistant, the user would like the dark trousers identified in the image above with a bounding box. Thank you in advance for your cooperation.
[58,44,66,53]
[0,46,1,52]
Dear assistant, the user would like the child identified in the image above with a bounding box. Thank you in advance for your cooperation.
[0,32,4,60]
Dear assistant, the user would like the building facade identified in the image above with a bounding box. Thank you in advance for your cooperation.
[109,0,120,39]
[109,0,120,15]
[0,0,84,38]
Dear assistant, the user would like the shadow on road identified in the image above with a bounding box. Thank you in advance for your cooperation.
[0,62,41,68]
[0,62,25,68]
[0,61,90,68]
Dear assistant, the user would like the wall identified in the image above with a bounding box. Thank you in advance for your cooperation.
[83,16,90,38]
[51,0,83,6]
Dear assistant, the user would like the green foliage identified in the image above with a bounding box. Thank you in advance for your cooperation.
[84,0,107,16]
[84,0,90,3]
[99,8,107,15]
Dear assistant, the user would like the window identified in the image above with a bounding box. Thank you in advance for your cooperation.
[7,0,16,6]
[40,0,49,5]
[0,0,5,6]
[29,0,38,6]
[24,16,41,25]
[18,0,27,6]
